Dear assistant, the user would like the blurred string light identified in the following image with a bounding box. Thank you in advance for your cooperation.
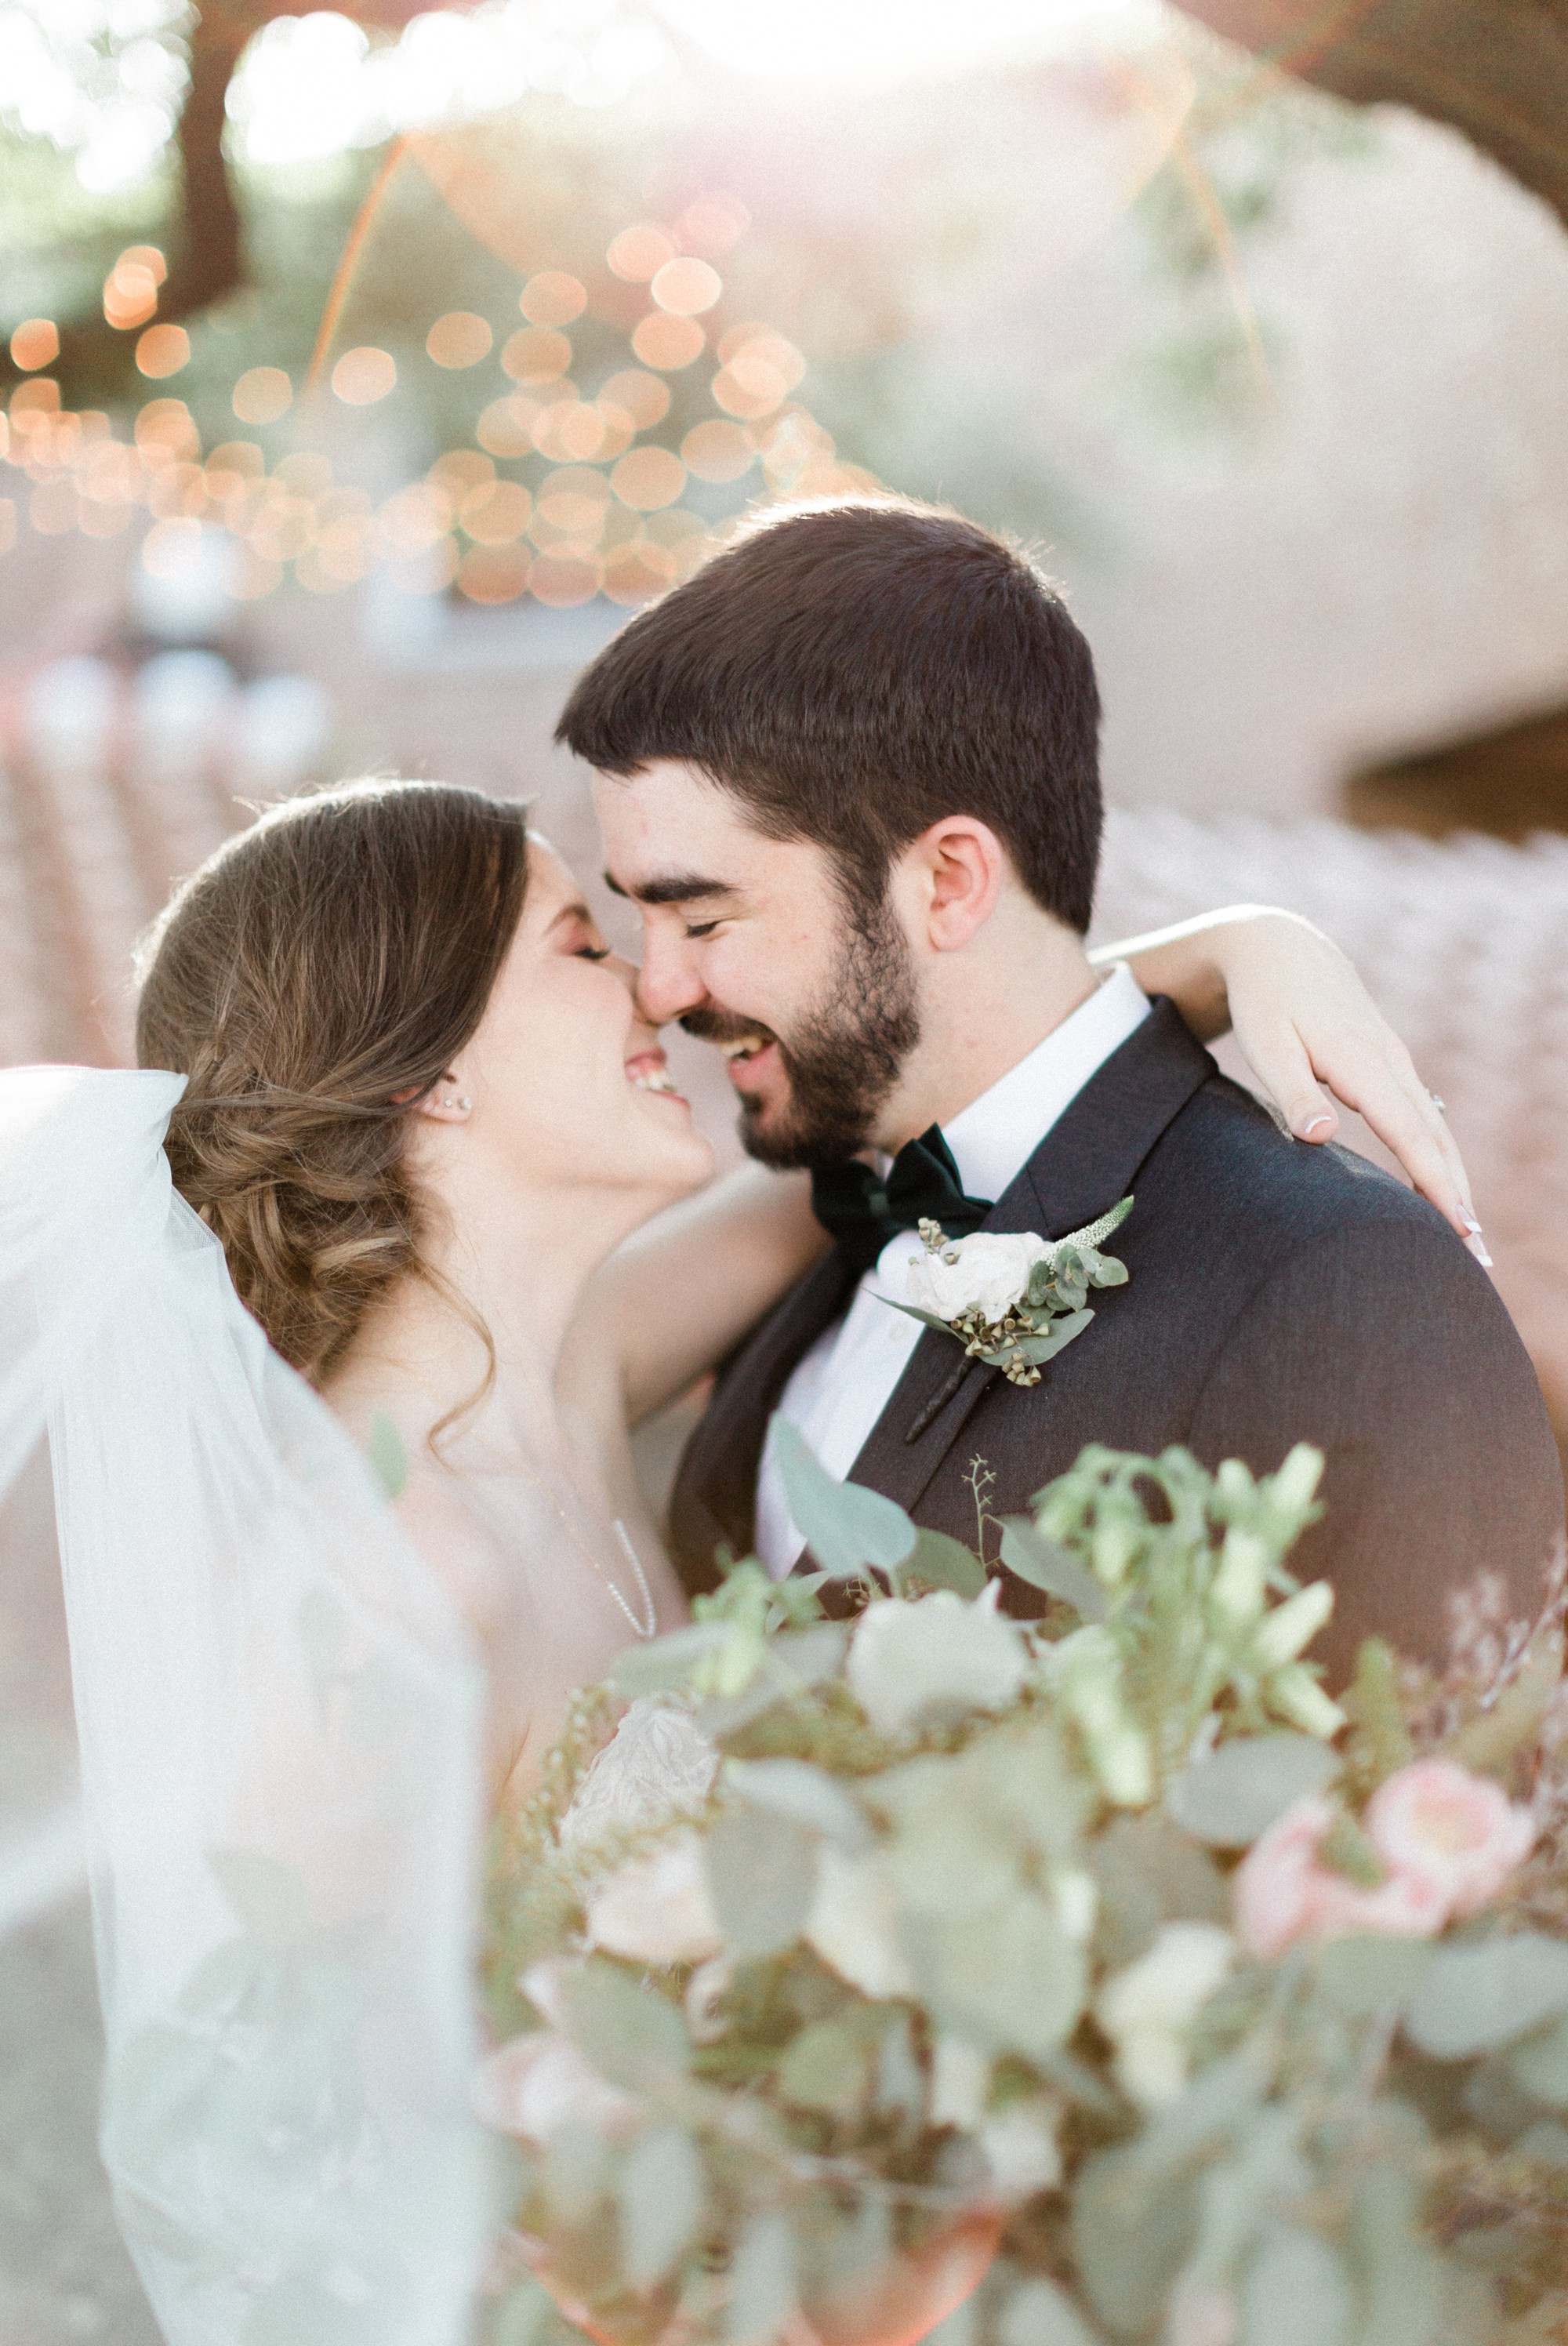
[0,0,190,193]
[227,4,673,166]
[0,199,871,613]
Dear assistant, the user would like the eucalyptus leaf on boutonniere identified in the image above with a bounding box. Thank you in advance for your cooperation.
[883,1197,1134,1385]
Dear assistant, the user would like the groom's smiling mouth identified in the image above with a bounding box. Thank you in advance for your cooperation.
[679,1010,783,1090]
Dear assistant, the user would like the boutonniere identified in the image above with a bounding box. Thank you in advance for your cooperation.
[883,1197,1134,1386]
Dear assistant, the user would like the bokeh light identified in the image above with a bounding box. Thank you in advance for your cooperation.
[651,258,723,317]
[520,272,588,327]
[426,310,494,369]
[232,368,293,425]
[611,446,688,510]
[10,318,59,371]
[103,247,165,330]
[331,347,397,405]
[607,225,678,282]
[673,195,751,256]
[598,369,672,430]
[631,313,706,370]
[502,327,572,384]
[682,419,756,482]
[135,325,189,379]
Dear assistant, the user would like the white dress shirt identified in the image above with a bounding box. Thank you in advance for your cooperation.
[753,961,1152,1578]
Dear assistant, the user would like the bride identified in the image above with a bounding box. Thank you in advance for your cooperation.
[3,775,1468,2345]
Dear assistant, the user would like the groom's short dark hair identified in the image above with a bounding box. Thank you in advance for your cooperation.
[557,498,1102,932]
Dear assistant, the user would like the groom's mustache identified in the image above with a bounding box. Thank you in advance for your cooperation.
[678,1006,783,1055]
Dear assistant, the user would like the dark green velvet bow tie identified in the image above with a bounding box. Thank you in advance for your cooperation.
[809,1125,994,1275]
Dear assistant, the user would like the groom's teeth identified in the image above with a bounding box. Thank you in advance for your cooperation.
[719,1037,766,1061]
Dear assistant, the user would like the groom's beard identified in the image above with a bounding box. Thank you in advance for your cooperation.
[681,896,921,1170]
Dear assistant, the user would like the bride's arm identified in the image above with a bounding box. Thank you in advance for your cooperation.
[597,1165,829,1425]
[1100,905,1479,1241]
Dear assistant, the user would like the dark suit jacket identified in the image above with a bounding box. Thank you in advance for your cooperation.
[669,1000,1565,1683]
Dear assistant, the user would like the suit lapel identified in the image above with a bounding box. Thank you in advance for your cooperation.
[844,999,1214,1520]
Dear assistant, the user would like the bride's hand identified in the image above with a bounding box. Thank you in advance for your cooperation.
[1101,906,1485,1253]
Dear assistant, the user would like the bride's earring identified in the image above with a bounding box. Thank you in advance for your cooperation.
[447,1095,472,1113]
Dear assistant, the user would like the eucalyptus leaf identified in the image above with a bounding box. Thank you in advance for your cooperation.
[897,1527,986,1599]
[1405,1934,1568,2058]
[883,1300,964,1335]
[724,1758,873,1851]
[903,1891,1086,2063]
[1239,2228,1354,2346]
[611,1623,728,1698]
[619,2124,706,2289]
[1516,2118,1568,2165]
[996,2276,1103,2346]
[1315,1934,1433,2019]
[558,1959,688,2094]
[1348,2159,1446,2346]
[780,2018,874,2117]
[726,2213,797,2346]
[769,1417,917,1579]
[693,1623,849,1738]
[1073,2143,1199,2337]
[1087,1812,1229,1969]
[705,1805,818,1957]
[1014,1311,1094,1367]
[999,1518,1109,1622]
[875,2009,924,2128]
[1508,2012,1568,2105]
[490,2279,558,2346]
[1166,1735,1341,1849]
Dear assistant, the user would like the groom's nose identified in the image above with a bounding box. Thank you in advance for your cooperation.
[632,926,707,1026]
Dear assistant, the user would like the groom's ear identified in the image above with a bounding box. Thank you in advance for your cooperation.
[908,817,1007,953]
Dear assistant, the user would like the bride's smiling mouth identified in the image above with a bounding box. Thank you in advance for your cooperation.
[624,1047,687,1103]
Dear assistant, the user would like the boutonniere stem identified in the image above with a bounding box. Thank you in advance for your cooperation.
[882,1197,1134,1385]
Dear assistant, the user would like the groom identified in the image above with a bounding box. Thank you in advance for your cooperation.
[561,499,1563,1681]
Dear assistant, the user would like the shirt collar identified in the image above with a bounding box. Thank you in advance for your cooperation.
[940,961,1151,1207]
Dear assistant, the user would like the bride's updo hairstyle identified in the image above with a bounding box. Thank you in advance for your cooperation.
[135,779,528,1385]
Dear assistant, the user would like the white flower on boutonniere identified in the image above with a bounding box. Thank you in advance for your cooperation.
[906,1229,1052,1325]
[887,1197,1134,1387]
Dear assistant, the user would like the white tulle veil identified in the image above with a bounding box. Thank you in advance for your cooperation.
[1,1064,493,2344]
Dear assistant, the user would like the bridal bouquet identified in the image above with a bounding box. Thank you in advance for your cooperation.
[478,1430,1568,2346]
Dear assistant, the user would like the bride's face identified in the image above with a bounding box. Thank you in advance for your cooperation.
[431,836,713,1200]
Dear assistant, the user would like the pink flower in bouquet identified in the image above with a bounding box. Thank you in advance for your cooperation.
[1364,1758,1535,1919]
[1233,1794,1448,1960]
[474,2032,643,2144]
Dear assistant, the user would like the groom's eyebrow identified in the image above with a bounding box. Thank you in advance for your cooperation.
[602,870,735,907]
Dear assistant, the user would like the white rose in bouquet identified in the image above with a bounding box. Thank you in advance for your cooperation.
[584,1828,724,1966]
[906,1229,1050,1325]
[847,1586,1030,1737]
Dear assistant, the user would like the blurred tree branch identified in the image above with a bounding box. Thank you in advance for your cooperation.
[1,0,441,401]
[1170,0,1568,230]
